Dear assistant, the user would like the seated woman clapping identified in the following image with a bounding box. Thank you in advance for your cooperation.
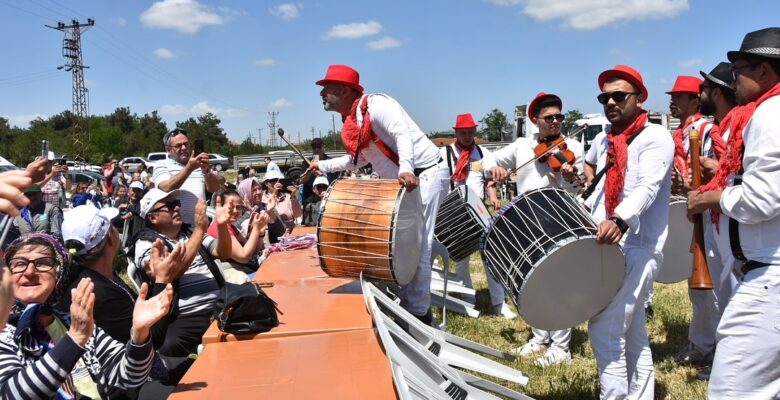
[207,189,270,274]
[0,233,173,399]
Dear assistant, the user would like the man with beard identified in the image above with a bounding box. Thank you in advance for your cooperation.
[584,65,674,399]
[307,64,448,324]
[687,27,780,398]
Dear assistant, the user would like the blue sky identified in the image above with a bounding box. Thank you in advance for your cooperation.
[1,0,778,147]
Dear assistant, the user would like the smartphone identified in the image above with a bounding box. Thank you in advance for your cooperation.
[194,139,204,155]
[41,140,49,160]
[57,158,67,166]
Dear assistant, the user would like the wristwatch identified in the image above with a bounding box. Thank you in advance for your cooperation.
[609,216,629,234]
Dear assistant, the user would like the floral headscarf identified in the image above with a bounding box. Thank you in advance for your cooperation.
[237,177,260,209]
[5,233,70,312]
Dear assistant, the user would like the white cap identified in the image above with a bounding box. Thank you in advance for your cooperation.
[62,205,119,255]
[140,188,179,218]
[129,181,144,191]
[262,168,285,181]
[313,176,329,187]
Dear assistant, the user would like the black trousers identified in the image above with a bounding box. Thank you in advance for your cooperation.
[158,310,212,357]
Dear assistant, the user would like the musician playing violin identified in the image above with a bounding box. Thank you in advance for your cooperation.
[482,92,582,367]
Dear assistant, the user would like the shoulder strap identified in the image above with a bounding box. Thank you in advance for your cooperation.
[357,94,400,166]
[729,150,747,262]
[580,125,646,201]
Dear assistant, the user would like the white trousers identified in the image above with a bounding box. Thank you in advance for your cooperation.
[529,327,572,351]
[709,266,780,399]
[454,255,505,306]
[399,165,450,316]
[588,247,656,400]
[687,225,737,354]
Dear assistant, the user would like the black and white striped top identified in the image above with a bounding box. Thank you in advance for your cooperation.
[0,322,154,399]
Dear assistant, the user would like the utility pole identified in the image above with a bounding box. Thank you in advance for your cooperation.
[257,128,263,147]
[47,18,94,162]
[267,111,278,148]
[311,126,315,141]
[330,114,337,136]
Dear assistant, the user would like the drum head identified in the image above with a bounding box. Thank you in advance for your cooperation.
[656,200,693,283]
[516,238,625,331]
[458,186,492,227]
[391,188,423,286]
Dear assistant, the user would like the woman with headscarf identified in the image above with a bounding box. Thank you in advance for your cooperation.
[237,177,286,244]
[0,233,173,399]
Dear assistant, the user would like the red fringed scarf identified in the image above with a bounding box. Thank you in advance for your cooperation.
[452,142,474,183]
[708,124,727,161]
[340,96,399,166]
[605,110,648,216]
[672,113,702,177]
[699,82,780,231]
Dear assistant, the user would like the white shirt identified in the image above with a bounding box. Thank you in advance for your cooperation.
[152,157,205,225]
[584,122,674,254]
[680,116,715,157]
[318,94,441,178]
[481,135,584,195]
[440,144,492,197]
[720,95,780,265]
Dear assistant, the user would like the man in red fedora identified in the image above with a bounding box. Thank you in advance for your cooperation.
[582,65,674,399]
[307,64,448,325]
[687,27,780,398]
[438,113,510,318]
[482,92,582,367]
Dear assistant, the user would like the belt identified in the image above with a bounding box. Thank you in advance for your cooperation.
[413,157,444,177]
[742,260,771,275]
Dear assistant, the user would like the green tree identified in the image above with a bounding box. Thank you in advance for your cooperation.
[564,109,584,135]
[479,109,509,142]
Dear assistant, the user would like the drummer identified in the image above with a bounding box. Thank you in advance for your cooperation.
[440,113,515,319]
[483,92,582,366]
[306,64,449,325]
[583,65,674,399]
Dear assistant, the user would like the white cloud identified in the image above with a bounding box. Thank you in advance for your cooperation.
[487,0,689,31]
[154,48,176,59]
[367,36,402,50]
[678,58,703,67]
[482,0,523,6]
[270,98,293,108]
[2,114,46,128]
[324,20,382,39]
[111,17,127,26]
[140,0,226,34]
[159,101,247,118]
[269,4,301,20]
[254,58,276,66]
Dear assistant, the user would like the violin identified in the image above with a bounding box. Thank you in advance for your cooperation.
[534,135,576,171]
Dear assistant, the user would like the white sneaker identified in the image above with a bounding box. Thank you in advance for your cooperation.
[513,342,547,357]
[534,348,572,367]
[493,303,517,320]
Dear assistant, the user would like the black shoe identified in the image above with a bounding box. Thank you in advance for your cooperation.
[414,308,434,326]
[645,305,654,321]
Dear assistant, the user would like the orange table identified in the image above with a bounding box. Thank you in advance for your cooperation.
[202,272,372,344]
[171,329,396,400]
[255,247,326,282]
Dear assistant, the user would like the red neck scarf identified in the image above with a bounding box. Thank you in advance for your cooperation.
[672,113,702,176]
[605,110,648,216]
[340,96,399,165]
[700,82,780,230]
[452,142,475,183]
[708,123,728,160]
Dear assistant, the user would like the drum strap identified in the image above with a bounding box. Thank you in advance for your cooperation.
[580,125,647,201]
[729,158,746,263]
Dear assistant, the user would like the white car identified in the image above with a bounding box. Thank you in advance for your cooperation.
[119,156,152,172]
[208,153,230,171]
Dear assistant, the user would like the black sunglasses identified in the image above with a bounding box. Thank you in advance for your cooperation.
[539,113,565,123]
[730,63,759,81]
[597,91,639,105]
[151,199,181,214]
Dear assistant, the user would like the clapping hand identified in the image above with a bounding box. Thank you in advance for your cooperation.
[214,196,230,225]
[149,239,186,283]
[194,199,208,231]
[0,170,32,216]
[0,253,15,325]
[68,278,96,346]
[26,157,49,184]
[131,282,174,345]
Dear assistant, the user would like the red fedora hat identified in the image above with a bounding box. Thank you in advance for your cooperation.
[528,92,563,120]
[665,75,703,95]
[598,64,648,100]
[453,113,478,129]
[315,64,364,93]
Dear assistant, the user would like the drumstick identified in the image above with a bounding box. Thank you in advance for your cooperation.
[276,128,311,167]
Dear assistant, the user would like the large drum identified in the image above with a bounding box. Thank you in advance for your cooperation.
[317,179,422,285]
[655,196,693,283]
[480,187,625,331]
[434,186,493,262]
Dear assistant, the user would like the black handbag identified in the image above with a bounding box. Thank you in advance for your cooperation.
[216,282,282,334]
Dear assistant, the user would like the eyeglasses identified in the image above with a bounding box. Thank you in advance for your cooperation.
[315,184,329,191]
[151,199,181,214]
[167,142,190,150]
[311,144,323,149]
[539,114,565,123]
[730,63,758,81]
[699,83,713,92]
[7,257,57,274]
[266,178,279,184]
[597,91,639,105]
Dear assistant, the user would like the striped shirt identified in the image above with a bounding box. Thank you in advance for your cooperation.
[0,321,154,399]
[135,233,221,316]
[152,158,205,225]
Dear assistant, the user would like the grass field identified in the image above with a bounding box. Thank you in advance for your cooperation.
[435,257,709,400]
